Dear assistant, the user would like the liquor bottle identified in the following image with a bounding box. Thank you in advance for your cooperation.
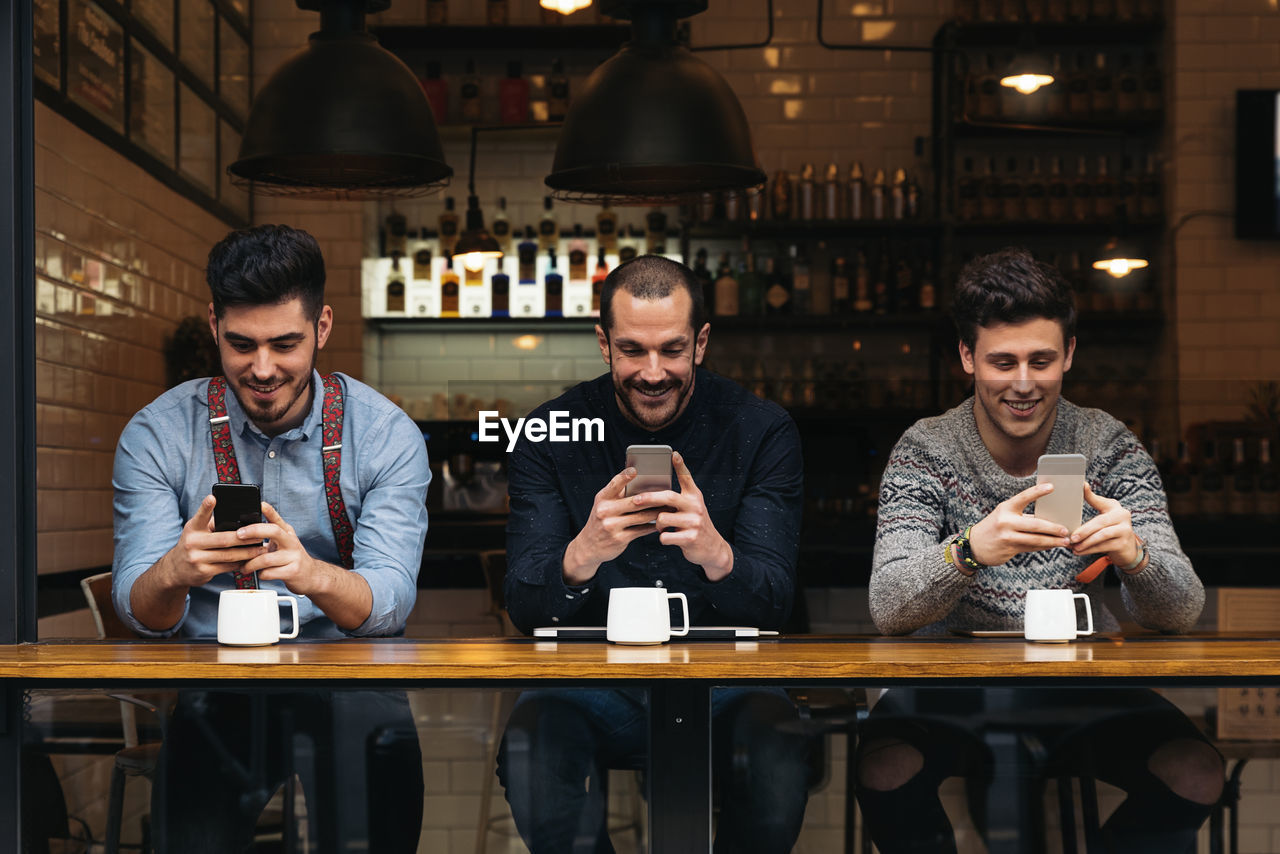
[538,196,558,251]
[822,162,842,219]
[487,0,508,24]
[564,226,591,317]
[1001,156,1024,222]
[918,260,937,310]
[1045,54,1067,119]
[1024,156,1047,220]
[871,168,887,220]
[1229,438,1256,517]
[872,242,892,314]
[1140,52,1162,118]
[1167,440,1198,518]
[906,172,921,219]
[427,0,447,25]
[591,248,609,315]
[385,259,406,313]
[548,58,570,121]
[832,255,852,313]
[491,196,511,253]
[980,157,1001,221]
[1071,155,1093,222]
[977,54,1000,118]
[797,163,816,220]
[1093,155,1115,221]
[891,168,907,220]
[714,253,739,317]
[544,249,563,317]
[1259,438,1280,521]
[764,255,791,315]
[437,196,459,258]
[1047,155,1070,220]
[1090,52,1116,117]
[1115,53,1140,116]
[852,250,873,313]
[412,242,432,281]
[594,204,618,255]
[1138,153,1161,220]
[499,61,529,124]
[723,189,742,221]
[517,227,538,282]
[513,228,541,318]
[461,260,489,317]
[568,227,588,281]
[1067,52,1091,117]
[460,59,482,123]
[847,162,865,219]
[645,207,668,254]
[771,169,793,220]
[790,244,812,315]
[1199,439,1226,518]
[691,248,713,314]
[738,248,765,316]
[419,61,449,123]
[618,226,640,263]
[957,156,980,221]
[491,256,510,317]
[440,263,460,318]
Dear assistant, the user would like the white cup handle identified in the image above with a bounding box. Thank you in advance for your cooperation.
[279,596,300,639]
[668,592,690,637]
[1073,592,1093,636]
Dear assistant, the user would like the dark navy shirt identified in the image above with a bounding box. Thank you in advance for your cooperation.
[504,367,803,633]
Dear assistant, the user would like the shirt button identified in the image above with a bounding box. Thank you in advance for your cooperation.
[565,593,574,599]
[268,451,276,459]
[655,580,664,588]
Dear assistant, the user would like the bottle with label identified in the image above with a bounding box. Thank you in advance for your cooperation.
[419,60,449,124]
[891,168,907,220]
[513,228,542,318]
[488,196,511,254]
[738,249,765,316]
[427,0,447,25]
[618,226,640,263]
[797,163,816,220]
[1024,156,1047,220]
[1093,155,1115,221]
[822,162,842,219]
[490,256,510,318]
[832,255,851,313]
[500,61,529,124]
[1071,155,1093,222]
[1090,52,1115,117]
[412,236,433,280]
[905,172,921,218]
[1001,156,1024,221]
[487,0,508,24]
[596,203,618,254]
[461,260,489,318]
[645,208,668,255]
[1138,153,1161,220]
[1047,155,1070,220]
[544,249,563,317]
[918,260,937,310]
[384,211,407,258]
[1259,438,1280,521]
[538,196,558,251]
[1199,439,1226,518]
[460,59,482,123]
[714,253,738,317]
[591,248,609,316]
[568,227,588,281]
[852,251,873,313]
[548,58,570,121]
[562,225,591,317]
[438,196,459,258]
[1115,53,1140,116]
[1229,438,1256,517]
[385,258,406,314]
[771,169,793,220]
[1167,440,1198,518]
[790,244,811,315]
[871,168,887,220]
[440,262,460,318]
[957,157,979,222]
[764,255,791,315]
[848,161,865,219]
[980,157,1002,221]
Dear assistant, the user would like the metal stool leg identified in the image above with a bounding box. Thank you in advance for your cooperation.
[105,763,126,854]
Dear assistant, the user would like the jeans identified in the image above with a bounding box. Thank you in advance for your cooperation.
[152,690,422,854]
[496,687,813,854]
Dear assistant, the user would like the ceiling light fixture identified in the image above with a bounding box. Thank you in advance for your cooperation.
[452,127,508,272]
[544,0,766,205]
[540,0,594,14]
[1092,237,1149,278]
[228,0,452,200]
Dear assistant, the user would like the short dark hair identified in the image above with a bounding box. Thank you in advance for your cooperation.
[951,248,1077,351]
[599,254,707,336]
[206,225,326,321]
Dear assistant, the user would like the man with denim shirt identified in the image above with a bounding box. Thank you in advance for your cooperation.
[112,225,429,853]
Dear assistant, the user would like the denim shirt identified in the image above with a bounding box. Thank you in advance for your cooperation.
[112,371,430,639]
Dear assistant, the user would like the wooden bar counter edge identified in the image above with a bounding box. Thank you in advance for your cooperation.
[2,634,1280,682]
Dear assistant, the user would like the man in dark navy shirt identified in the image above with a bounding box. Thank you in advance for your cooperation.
[497,255,811,853]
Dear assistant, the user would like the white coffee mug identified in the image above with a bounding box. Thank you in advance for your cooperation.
[217,589,300,646]
[606,587,690,645]
[1024,589,1094,643]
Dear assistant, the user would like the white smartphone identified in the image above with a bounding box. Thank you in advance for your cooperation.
[624,444,673,496]
[1034,453,1086,533]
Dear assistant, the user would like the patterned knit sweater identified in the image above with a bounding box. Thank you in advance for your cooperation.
[870,397,1204,636]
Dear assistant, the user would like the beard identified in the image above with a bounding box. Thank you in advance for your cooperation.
[612,371,694,431]
[228,351,317,434]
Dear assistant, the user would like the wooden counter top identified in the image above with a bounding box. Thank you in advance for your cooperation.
[3,635,1280,682]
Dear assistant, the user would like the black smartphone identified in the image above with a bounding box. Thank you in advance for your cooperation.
[212,483,262,532]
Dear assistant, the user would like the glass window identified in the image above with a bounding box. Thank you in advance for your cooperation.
[220,121,250,220]
[178,0,215,89]
[130,39,175,166]
[132,0,174,52]
[179,83,216,192]
[219,17,250,119]
[33,0,61,87]
[67,0,126,133]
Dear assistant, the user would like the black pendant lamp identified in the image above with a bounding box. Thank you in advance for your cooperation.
[545,0,765,205]
[229,0,452,200]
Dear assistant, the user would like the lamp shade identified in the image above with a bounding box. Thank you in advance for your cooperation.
[545,40,765,203]
[229,29,452,199]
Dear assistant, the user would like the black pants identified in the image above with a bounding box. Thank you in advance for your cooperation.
[152,690,422,854]
[855,688,1221,854]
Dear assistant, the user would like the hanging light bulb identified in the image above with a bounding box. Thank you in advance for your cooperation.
[452,195,503,273]
[540,0,593,14]
[1000,72,1054,94]
[1092,237,1149,278]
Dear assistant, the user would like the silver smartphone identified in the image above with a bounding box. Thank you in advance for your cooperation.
[1034,453,1086,533]
[624,444,673,496]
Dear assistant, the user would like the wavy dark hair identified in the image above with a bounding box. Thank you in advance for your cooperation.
[951,247,1076,351]
[206,224,326,321]
[599,254,707,336]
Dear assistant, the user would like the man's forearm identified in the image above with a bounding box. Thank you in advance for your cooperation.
[305,561,374,631]
[129,551,190,632]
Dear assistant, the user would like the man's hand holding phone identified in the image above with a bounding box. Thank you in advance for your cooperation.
[630,451,734,581]
[1068,482,1142,567]
[562,467,665,585]
[163,494,268,589]
[967,482,1072,568]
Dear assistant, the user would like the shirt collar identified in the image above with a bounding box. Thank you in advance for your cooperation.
[213,370,326,444]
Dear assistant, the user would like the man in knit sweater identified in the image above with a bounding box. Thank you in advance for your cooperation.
[857,249,1223,853]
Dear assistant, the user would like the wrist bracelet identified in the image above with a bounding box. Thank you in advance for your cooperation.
[1118,542,1148,573]
[952,526,987,572]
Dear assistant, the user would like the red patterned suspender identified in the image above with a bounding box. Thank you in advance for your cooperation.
[320,375,355,569]
[208,377,255,589]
